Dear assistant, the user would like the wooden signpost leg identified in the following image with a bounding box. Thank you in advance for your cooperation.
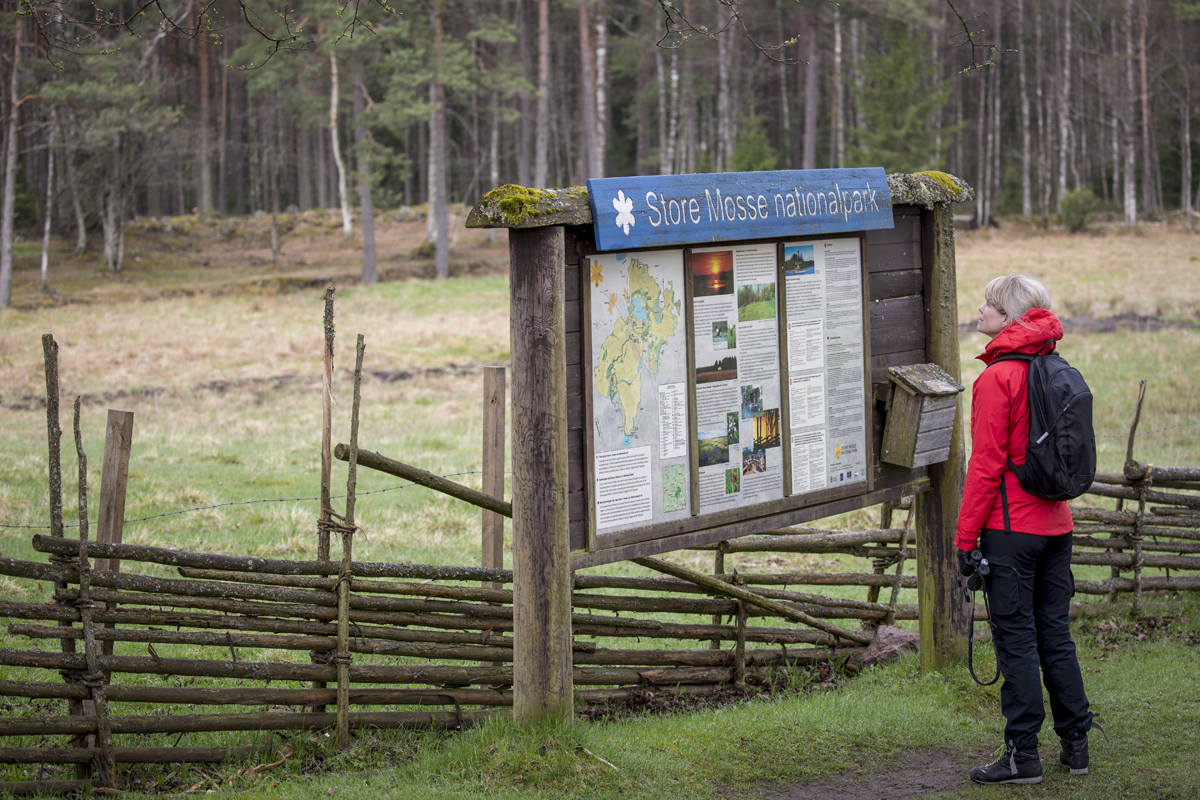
[509,227,573,724]
[96,410,134,660]
[915,203,969,670]
[481,367,507,591]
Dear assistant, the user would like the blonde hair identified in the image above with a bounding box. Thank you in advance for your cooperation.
[984,274,1052,323]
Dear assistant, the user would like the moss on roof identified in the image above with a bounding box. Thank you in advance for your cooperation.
[465,184,592,229]
[887,172,975,209]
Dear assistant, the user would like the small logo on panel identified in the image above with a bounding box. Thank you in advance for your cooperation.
[613,190,636,235]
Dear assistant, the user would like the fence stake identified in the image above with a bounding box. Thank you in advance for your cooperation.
[336,335,364,749]
[73,398,116,787]
[96,409,134,659]
[481,367,506,590]
[42,334,86,774]
[319,287,336,562]
[733,598,746,686]
[314,287,337,711]
[710,543,726,650]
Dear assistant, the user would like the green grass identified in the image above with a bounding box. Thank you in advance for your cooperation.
[737,300,776,322]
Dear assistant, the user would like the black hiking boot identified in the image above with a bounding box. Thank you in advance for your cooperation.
[1059,733,1089,775]
[969,744,1044,785]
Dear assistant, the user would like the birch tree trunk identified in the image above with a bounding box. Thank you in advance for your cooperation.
[802,13,818,170]
[717,32,730,171]
[831,7,843,169]
[0,24,20,309]
[518,0,534,187]
[41,114,55,292]
[1057,0,1072,208]
[66,137,86,254]
[353,59,377,286]
[533,0,550,187]
[329,51,353,238]
[1018,0,1032,216]
[1137,0,1156,215]
[990,1,1001,218]
[1035,6,1049,215]
[667,51,679,174]
[198,12,214,212]
[1180,30,1193,229]
[594,1,607,178]
[976,70,987,224]
[578,0,598,180]
[431,0,449,279]
[1124,0,1138,225]
[655,48,668,175]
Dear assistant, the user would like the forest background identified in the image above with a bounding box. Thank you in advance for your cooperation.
[0,0,1198,309]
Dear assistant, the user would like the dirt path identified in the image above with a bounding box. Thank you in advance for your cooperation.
[754,747,988,799]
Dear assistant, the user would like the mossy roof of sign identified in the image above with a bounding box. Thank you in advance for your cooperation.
[887,172,975,208]
[465,184,592,229]
[465,173,974,228]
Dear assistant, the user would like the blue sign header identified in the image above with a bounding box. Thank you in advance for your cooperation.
[586,168,892,252]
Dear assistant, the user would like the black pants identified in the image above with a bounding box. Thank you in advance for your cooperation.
[981,529,1093,749]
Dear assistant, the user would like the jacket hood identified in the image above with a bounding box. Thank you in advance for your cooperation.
[978,307,1063,363]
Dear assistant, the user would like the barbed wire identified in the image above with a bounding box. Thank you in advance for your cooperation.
[0,471,487,531]
[1096,421,1200,439]
[3,419,1198,531]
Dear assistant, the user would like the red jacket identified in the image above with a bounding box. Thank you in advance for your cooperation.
[955,307,1074,551]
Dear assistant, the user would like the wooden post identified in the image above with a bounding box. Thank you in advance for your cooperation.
[915,202,969,670]
[337,335,365,749]
[95,410,134,659]
[481,367,507,590]
[509,226,573,724]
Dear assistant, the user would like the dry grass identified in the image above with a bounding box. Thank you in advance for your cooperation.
[955,221,1200,321]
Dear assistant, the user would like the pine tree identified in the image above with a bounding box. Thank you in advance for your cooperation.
[847,19,955,174]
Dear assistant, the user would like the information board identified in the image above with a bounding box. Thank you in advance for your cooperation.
[782,238,868,496]
[581,169,885,552]
[690,244,784,513]
[585,237,872,545]
[587,250,692,534]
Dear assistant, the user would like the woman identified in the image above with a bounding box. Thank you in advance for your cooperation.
[956,274,1095,785]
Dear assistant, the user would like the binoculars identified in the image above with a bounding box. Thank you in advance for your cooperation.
[963,548,989,594]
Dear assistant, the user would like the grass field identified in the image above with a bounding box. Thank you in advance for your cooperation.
[1,219,1198,798]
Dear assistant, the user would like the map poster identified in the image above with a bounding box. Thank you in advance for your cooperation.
[589,250,691,533]
[691,244,785,513]
[783,237,868,495]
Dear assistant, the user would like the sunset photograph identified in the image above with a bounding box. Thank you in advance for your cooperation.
[691,250,734,297]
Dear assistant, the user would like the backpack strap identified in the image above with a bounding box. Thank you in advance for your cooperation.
[988,351,1036,533]
[999,474,1012,534]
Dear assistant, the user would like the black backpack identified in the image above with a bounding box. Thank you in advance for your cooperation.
[990,347,1097,513]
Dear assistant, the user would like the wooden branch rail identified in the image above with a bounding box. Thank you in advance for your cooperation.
[0,745,257,765]
[633,557,874,646]
[333,443,512,518]
[1071,507,1200,527]
[0,681,514,707]
[32,535,514,583]
[0,650,848,688]
[690,529,907,551]
[1094,470,1200,492]
[1085,482,1200,509]
[0,709,494,737]
[1072,524,1200,542]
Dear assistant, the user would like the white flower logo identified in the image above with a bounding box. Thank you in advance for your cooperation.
[613,190,635,235]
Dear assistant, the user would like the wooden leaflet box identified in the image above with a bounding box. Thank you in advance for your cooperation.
[880,363,964,469]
